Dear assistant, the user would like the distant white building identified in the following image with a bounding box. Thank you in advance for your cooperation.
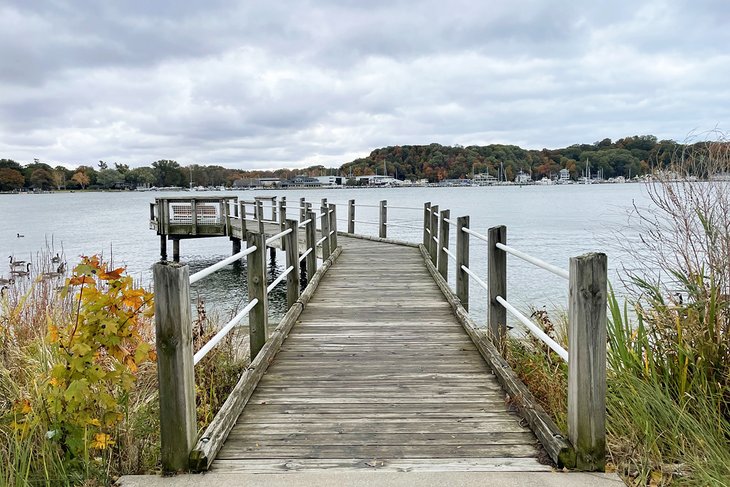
[258,177,282,188]
[315,176,344,187]
[355,175,400,186]
[558,168,571,183]
[515,170,531,184]
[473,173,498,186]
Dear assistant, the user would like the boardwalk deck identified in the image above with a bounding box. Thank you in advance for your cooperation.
[212,236,550,473]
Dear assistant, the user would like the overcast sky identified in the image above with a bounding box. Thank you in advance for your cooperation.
[1,1,728,170]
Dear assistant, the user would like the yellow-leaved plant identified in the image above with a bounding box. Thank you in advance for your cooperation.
[44,256,155,461]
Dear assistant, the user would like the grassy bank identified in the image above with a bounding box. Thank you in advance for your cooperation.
[0,253,246,485]
[507,139,730,486]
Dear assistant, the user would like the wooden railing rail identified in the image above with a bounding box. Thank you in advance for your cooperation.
[153,197,338,472]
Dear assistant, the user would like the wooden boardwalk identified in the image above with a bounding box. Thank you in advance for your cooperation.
[212,236,549,473]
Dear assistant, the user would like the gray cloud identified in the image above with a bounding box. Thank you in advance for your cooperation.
[0,0,728,170]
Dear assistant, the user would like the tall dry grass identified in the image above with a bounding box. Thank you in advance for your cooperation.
[507,135,730,485]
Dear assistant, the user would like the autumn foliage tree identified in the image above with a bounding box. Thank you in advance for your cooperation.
[0,167,24,190]
[71,171,90,189]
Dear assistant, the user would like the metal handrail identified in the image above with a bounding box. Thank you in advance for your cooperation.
[352,203,382,208]
[267,266,294,293]
[189,246,257,284]
[298,218,312,228]
[443,218,455,225]
[461,227,488,243]
[299,247,313,262]
[496,296,569,362]
[386,205,422,211]
[316,236,328,246]
[496,243,569,280]
[384,222,423,229]
[265,228,292,246]
[461,265,488,291]
[193,298,259,365]
[443,247,456,261]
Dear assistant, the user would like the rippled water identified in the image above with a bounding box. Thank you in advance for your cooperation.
[0,184,650,324]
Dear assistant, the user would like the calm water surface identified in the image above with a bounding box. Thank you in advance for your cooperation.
[0,185,650,324]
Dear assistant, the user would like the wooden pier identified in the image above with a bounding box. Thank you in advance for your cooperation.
[214,236,547,473]
[147,197,608,479]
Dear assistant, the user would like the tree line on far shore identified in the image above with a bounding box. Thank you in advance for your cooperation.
[0,135,718,191]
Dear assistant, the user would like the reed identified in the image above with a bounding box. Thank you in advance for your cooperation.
[507,136,730,485]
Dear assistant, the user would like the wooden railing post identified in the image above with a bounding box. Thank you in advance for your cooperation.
[329,204,338,250]
[488,225,507,350]
[299,197,306,221]
[438,209,450,280]
[305,210,317,276]
[279,199,286,251]
[153,262,196,472]
[429,204,439,265]
[568,253,607,471]
[256,201,264,234]
[240,201,247,234]
[423,202,431,247]
[191,199,198,236]
[348,199,355,234]
[379,200,387,238]
[246,232,268,360]
[271,196,277,221]
[320,204,331,261]
[284,219,300,308]
[455,216,470,311]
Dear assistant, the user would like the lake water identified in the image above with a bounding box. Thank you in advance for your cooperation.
[0,184,650,325]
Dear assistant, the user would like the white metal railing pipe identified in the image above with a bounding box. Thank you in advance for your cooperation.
[352,203,381,208]
[461,227,489,243]
[298,218,312,228]
[265,228,293,246]
[443,218,455,225]
[385,205,423,211]
[495,242,569,280]
[443,248,456,261]
[189,246,257,284]
[384,222,423,229]
[299,247,313,262]
[316,235,327,246]
[496,296,569,362]
[193,298,259,365]
[267,266,294,293]
[461,265,488,291]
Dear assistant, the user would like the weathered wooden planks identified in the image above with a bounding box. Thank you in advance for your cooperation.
[212,236,545,473]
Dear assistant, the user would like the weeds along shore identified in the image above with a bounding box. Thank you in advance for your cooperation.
[0,251,248,486]
[507,138,730,486]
